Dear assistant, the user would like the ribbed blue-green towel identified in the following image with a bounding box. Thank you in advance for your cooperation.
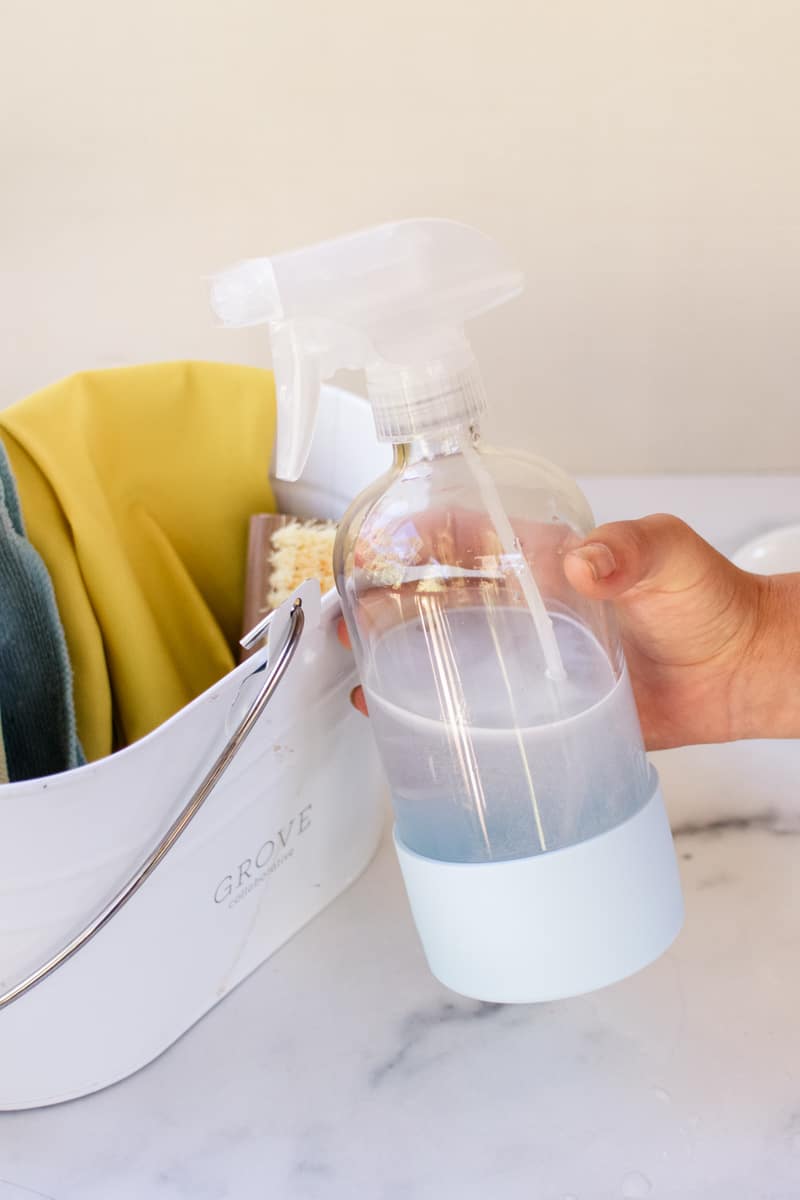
[0,439,84,782]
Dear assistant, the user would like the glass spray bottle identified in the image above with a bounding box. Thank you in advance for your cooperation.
[211,219,683,1002]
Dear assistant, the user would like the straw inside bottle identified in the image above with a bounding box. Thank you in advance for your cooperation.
[461,439,567,682]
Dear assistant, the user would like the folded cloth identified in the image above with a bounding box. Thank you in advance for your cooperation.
[0,440,85,780]
[0,362,276,760]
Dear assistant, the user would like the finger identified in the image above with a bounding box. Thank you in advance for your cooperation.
[338,618,367,715]
[337,617,351,650]
[563,514,729,601]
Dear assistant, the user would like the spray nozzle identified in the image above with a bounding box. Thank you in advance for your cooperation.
[209,219,523,481]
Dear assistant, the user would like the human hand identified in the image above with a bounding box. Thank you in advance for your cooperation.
[338,513,799,749]
[563,515,799,748]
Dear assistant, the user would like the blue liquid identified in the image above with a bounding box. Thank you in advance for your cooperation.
[365,607,650,863]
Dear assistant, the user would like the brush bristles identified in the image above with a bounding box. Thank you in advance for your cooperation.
[266,521,338,608]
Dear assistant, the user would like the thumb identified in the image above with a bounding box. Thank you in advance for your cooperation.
[563,514,728,601]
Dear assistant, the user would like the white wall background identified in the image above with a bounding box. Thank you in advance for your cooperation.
[1,0,798,472]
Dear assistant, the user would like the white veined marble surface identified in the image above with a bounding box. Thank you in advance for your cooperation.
[1,474,799,1200]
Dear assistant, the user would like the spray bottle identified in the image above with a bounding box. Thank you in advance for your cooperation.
[210,219,683,1003]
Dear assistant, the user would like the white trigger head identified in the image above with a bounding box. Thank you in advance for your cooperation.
[210,220,524,480]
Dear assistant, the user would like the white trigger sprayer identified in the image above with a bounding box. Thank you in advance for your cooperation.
[210,219,683,1004]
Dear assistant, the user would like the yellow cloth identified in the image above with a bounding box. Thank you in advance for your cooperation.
[0,362,276,761]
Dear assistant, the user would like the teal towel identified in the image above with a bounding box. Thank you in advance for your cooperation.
[0,439,84,782]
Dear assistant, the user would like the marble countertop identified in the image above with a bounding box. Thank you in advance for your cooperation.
[2,475,800,1200]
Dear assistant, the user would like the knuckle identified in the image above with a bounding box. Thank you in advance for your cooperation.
[642,513,691,540]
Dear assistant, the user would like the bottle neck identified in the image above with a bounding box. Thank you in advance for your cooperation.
[392,423,479,467]
[367,350,487,445]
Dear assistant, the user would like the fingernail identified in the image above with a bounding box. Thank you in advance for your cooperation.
[567,543,616,581]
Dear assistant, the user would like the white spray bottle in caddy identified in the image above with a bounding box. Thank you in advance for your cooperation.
[211,219,683,1003]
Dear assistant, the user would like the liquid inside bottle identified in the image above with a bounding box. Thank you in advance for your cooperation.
[365,605,649,862]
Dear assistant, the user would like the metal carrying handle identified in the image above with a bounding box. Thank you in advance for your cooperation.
[0,598,305,1012]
